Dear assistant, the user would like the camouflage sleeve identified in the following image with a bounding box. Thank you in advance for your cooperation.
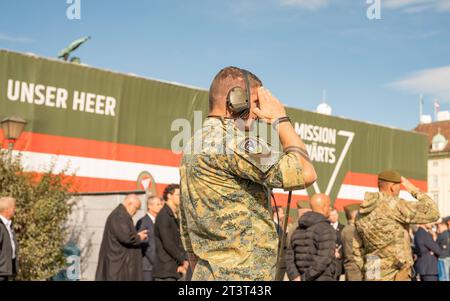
[393,190,440,225]
[179,201,194,254]
[341,227,353,263]
[352,229,365,273]
[265,153,305,191]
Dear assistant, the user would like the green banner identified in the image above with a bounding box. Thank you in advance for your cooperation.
[0,50,428,199]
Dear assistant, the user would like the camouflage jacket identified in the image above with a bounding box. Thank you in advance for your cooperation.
[179,117,305,281]
[353,191,439,281]
[341,223,363,281]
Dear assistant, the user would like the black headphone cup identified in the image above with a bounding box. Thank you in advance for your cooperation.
[226,69,251,117]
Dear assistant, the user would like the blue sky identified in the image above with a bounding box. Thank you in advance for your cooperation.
[1,0,449,130]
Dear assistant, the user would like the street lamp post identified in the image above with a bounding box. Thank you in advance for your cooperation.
[1,117,27,151]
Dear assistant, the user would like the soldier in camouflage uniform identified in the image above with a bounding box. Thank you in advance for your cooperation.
[179,67,317,281]
[341,204,363,281]
[353,170,440,281]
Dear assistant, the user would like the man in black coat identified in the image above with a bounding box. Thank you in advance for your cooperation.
[285,194,338,281]
[95,194,148,281]
[437,217,450,258]
[136,195,163,281]
[0,197,19,281]
[413,223,443,281]
[153,184,189,281]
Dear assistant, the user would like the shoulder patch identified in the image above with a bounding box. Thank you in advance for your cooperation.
[238,137,270,155]
[234,136,281,173]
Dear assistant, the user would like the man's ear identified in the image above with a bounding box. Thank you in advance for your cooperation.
[389,183,394,194]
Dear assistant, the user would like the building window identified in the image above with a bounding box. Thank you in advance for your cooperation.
[432,176,438,188]
[432,192,439,204]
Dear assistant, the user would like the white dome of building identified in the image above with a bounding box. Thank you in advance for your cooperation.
[316,102,332,116]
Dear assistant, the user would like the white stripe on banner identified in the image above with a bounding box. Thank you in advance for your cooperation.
[337,184,416,202]
[15,151,180,184]
[14,150,418,202]
[272,189,308,196]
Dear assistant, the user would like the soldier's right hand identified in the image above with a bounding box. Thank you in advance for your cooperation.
[138,230,148,241]
[253,87,287,124]
[401,177,419,193]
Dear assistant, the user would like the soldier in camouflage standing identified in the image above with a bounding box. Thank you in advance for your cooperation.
[341,204,363,281]
[179,67,317,280]
[353,170,440,281]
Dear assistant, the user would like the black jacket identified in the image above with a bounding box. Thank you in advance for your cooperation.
[286,212,338,281]
[436,230,450,258]
[136,215,156,272]
[95,204,143,281]
[413,227,442,276]
[153,204,187,279]
[0,218,19,277]
[332,222,345,277]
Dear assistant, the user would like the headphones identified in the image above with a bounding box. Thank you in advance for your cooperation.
[226,68,251,118]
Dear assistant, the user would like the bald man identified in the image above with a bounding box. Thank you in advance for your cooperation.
[285,194,339,281]
[96,194,148,281]
[0,197,18,281]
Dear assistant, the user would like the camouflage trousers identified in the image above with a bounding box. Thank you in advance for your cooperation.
[191,259,216,281]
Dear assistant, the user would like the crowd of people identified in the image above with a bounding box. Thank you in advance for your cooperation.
[95,184,190,281]
[90,174,449,282]
[277,170,450,281]
[1,180,448,282]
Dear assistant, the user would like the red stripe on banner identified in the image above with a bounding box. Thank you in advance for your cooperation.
[271,193,309,208]
[0,131,182,167]
[407,179,428,192]
[342,172,377,187]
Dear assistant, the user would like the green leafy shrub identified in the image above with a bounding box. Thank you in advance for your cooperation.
[0,152,76,280]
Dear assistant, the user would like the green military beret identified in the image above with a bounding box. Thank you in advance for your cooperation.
[344,203,360,216]
[296,200,311,209]
[378,170,401,184]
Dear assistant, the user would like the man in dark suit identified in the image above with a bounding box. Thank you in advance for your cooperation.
[329,207,344,279]
[413,223,443,281]
[0,197,19,281]
[95,194,148,281]
[153,184,189,281]
[136,195,163,281]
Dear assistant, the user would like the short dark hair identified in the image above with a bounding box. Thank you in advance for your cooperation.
[163,184,180,201]
[209,66,263,109]
[147,195,160,206]
[345,208,357,221]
